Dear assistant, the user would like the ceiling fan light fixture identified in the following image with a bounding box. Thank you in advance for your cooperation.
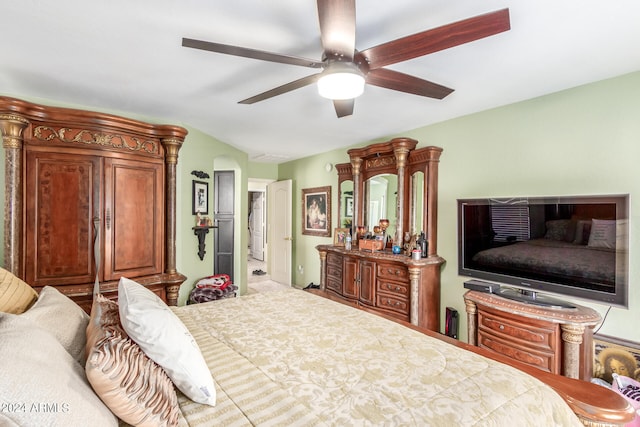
[317,62,365,100]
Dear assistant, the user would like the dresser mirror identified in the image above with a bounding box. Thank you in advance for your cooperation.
[334,137,442,257]
[339,179,354,230]
[363,173,397,240]
[410,171,424,234]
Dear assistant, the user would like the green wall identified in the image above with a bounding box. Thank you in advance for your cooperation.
[175,127,249,304]
[280,71,640,342]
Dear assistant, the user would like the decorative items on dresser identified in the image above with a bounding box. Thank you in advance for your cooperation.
[317,137,444,332]
[464,290,602,380]
[0,96,187,312]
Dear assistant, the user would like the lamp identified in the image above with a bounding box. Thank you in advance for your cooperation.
[317,62,365,100]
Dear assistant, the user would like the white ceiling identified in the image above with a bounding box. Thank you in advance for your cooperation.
[2,1,639,163]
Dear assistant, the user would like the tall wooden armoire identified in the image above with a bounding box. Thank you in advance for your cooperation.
[0,96,187,312]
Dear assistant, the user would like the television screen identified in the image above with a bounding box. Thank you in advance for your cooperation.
[458,195,629,308]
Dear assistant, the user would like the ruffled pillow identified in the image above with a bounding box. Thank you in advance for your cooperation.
[85,294,180,427]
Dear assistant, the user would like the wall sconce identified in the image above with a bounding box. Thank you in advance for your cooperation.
[191,170,210,179]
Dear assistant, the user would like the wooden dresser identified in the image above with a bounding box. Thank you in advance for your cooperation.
[317,138,445,332]
[464,290,602,380]
[0,96,187,311]
[317,245,443,330]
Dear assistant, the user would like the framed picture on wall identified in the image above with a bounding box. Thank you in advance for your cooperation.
[192,180,209,214]
[302,186,331,237]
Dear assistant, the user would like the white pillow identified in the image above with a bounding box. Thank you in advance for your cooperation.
[118,277,216,406]
[0,312,117,427]
[587,219,617,249]
[22,286,89,364]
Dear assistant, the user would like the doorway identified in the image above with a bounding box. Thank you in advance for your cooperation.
[248,190,268,280]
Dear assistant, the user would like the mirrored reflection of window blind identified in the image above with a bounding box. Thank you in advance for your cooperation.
[490,205,530,242]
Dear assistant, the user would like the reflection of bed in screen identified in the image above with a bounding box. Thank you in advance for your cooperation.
[472,238,616,292]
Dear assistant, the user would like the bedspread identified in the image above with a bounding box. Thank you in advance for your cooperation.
[172,289,582,426]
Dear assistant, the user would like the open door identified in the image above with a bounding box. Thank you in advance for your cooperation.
[249,192,264,261]
[267,179,292,286]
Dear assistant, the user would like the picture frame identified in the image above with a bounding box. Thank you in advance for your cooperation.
[345,196,353,217]
[192,180,208,215]
[333,228,350,246]
[593,334,640,383]
[302,186,331,237]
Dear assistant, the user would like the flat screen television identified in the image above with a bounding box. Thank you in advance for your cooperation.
[458,195,629,308]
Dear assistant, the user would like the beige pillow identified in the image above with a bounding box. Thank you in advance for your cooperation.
[85,295,180,427]
[0,312,118,427]
[0,267,38,313]
[22,286,89,364]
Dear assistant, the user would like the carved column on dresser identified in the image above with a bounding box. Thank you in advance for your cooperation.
[393,143,410,245]
[423,148,442,256]
[351,157,362,246]
[464,298,478,346]
[0,115,28,275]
[408,266,421,325]
[561,323,587,380]
[318,250,327,291]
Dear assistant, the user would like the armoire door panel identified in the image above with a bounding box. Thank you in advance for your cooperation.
[25,152,101,286]
[103,158,163,280]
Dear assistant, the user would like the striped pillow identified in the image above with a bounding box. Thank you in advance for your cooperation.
[0,267,37,314]
[85,295,180,427]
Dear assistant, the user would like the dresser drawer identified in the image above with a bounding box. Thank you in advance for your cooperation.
[478,332,557,373]
[326,276,342,294]
[377,279,409,298]
[376,293,409,316]
[377,263,409,282]
[478,310,558,352]
[326,263,342,280]
[327,252,342,268]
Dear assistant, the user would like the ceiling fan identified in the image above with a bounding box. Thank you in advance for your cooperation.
[182,1,510,118]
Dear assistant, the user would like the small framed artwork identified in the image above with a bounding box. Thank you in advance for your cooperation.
[345,196,353,217]
[593,334,640,383]
[192,180,209,215]
[334,228,350,246]
[302,186,331,237]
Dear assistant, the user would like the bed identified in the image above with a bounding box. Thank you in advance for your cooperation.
[0,270,635,426]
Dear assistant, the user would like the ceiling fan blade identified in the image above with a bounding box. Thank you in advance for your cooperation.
[317,0,356,60]
[182,38,323,69]
[359,8,510,70]
[238,73,321,104]
[333,99,354,117]
[366,68,453,99]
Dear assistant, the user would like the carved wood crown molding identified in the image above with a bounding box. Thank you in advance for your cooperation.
[33,125,160,154]
[365,155,395,169]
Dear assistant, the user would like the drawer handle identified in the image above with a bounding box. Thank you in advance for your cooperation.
[385,284,402,292]
[499,324,505,330]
